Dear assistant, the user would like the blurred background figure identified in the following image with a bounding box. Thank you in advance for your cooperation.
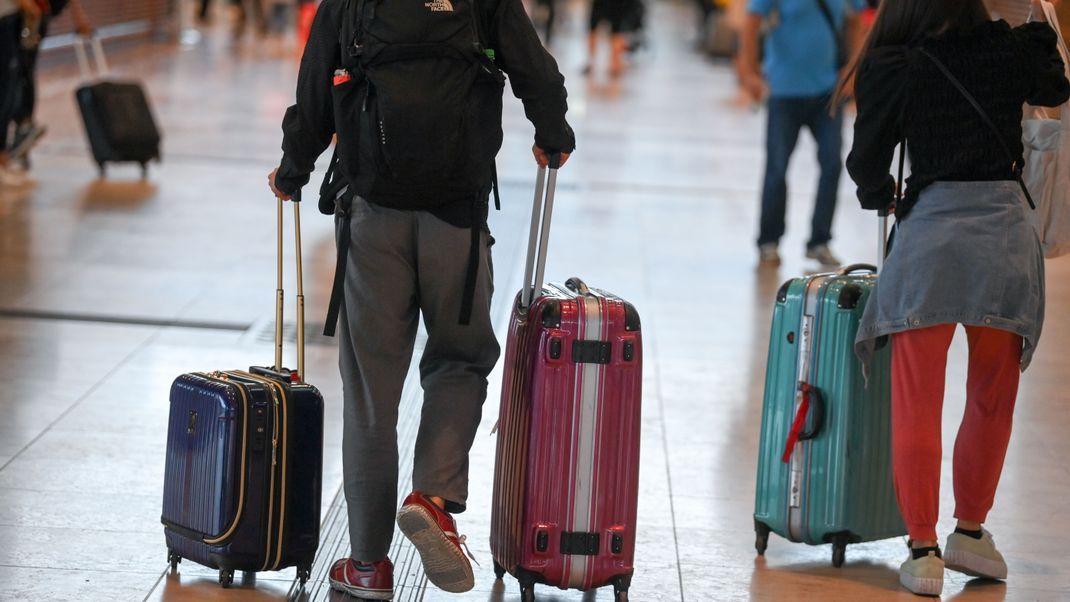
[10,0,91,171]
[0,0,40,186]
[531,0,557,43]
[737,0,864,268]
[198,0,266,34]
[585,0,644,76]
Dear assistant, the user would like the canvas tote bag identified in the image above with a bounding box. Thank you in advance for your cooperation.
[1023,0,1070,258]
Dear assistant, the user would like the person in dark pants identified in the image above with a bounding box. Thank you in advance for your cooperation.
[738,0,865,267]
[0,0,36,186]
[268,0,574,598]
[9,0,90,168]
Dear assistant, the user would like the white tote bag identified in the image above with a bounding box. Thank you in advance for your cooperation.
[1023,0,1070,258]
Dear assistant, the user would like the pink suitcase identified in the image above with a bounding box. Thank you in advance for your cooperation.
[490,158,643,602]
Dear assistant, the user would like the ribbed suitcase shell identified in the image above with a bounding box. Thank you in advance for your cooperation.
[753,272,905,563]
[162,369,323,577]
[76,81,161,170]
[491,282,642,596]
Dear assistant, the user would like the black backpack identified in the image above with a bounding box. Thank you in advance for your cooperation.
[328,0,506,212]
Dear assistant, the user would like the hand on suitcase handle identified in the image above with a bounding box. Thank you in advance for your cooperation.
[532,145,570,169]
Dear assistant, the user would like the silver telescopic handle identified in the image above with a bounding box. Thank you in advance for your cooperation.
[521,167,547,309]
[293,201,306,383]
[73,36,109,79]
[532,167,558,303]
[275,197,285,372]
[878,214,889,274]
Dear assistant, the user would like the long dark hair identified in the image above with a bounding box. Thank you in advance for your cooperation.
[834,0,991,103]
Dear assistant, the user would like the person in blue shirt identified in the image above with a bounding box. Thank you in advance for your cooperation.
[738,0,865,267]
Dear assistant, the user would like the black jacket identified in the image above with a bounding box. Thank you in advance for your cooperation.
[274,0,576,200]
[847,21,1070,219]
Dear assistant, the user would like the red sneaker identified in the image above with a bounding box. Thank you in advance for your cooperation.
[396,491,476,593]
[328,557,394,600]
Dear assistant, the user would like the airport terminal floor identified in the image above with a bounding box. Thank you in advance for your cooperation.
[1,1,1069,600]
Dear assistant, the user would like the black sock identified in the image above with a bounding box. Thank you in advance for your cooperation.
[955,527,983,540]
[911,545,942,560]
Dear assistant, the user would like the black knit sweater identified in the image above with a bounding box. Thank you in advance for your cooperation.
[847,21,1070,219]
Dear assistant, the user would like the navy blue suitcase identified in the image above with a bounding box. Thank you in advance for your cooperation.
[162,367,323,586]
[161,198,323,588]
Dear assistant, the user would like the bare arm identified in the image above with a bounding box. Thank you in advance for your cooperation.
[736,13,765,102]
[67,0,93,35]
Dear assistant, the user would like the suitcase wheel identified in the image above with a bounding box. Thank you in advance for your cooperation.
[832,542,847,568]
[754,520,772,556]
[830,533,849,568]
[493,560,506,581]
[297,566,311,587]
[167,550,181,572]
[612,574,632,602]
[219,569,235,588]
[520,586,535,602]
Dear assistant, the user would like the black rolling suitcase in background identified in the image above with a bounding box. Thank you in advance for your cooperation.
[74,37,161,178]
[161,197,324,588]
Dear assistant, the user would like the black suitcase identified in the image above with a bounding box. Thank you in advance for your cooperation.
[74,38,161,178]
[161,198,323,588]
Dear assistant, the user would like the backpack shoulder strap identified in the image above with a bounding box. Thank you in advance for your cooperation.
[918,47,1036,209]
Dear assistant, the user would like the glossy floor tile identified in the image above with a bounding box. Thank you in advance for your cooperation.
[1,1,1069,601]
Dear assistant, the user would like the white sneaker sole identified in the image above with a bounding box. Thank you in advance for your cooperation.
[328,578,394,600]
[900,572,943,597]
[945,549,1008,580]
[396,505,475,593]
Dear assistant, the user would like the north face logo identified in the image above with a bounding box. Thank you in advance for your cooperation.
[424,0,454,11]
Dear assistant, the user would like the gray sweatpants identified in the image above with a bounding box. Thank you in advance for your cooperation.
[337,197,501,561]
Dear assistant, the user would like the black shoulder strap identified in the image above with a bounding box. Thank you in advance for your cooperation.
[814,0,844,52]
[918,47,1035,209]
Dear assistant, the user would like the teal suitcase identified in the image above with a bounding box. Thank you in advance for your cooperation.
[753,265,906,566]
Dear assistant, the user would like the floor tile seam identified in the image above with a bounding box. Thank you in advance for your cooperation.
[0,326,161,474]
[0,562,164,576]
[640,213,687,602]
[0,522,162,535]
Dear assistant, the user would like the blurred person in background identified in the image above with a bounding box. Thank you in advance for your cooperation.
[585,0,643,76]
[0,0,37,186]
[846,0,1068,595]
[738,0,865,267]
[10,0,91,169]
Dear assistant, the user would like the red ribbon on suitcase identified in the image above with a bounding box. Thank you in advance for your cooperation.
[781,383,814,463]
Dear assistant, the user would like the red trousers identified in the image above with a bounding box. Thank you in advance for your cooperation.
[891,324,1022,542]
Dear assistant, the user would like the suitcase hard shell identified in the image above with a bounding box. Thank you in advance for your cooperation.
[491,281,642,599]
[162,367,323,586]
[753,269,906,566]
[76,81,161,176]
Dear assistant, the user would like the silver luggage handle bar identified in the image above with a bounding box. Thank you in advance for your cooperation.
[73,36,109,80]
[520,154,562,309]
[275,194,306,382]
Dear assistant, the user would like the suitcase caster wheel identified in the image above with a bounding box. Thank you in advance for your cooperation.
[493,560,506,581]
[219,569,234,588]
[832,541,847,568]
[167,551,181,572]
[754,520,771,556]
[614,592,629,602]
[520,586,535,602]
[297,566,311,587]
[612,574,632,602]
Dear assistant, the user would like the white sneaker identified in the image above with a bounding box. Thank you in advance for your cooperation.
[758,243,781,266]
[945,529,1008,580]
[900,549,944,597]
[805,244,841,267]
